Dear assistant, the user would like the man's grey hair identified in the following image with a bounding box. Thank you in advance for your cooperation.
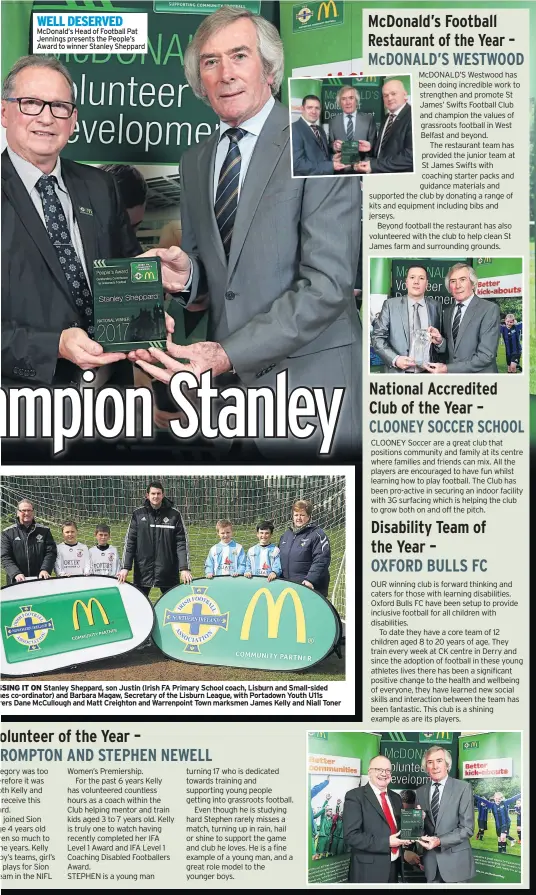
[445,262,478,291]
[2,55,75,104]
[184,5,284,103]
[336,85,360,108]
[421,746,452,772]
[17,498,35,511]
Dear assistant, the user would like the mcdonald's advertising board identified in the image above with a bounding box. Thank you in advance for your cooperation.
[152,578,342,671]
[1,576,154,675]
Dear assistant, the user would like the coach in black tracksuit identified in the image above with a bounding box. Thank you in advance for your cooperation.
[1,499,57,585]
[118,481,192,597]
[278,499,331,598]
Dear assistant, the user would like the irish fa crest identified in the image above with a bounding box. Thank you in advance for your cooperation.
[163,586,229,653]
[5,605,54,652]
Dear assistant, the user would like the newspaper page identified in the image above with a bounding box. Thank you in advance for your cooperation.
[0,0,532,890]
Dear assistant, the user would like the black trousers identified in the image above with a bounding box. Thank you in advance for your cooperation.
[138,585,175,599]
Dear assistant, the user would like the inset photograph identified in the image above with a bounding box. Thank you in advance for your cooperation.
[369,257,523,374]
[289,75,413,177]
[1,473,347,683]
[308,730,522,885]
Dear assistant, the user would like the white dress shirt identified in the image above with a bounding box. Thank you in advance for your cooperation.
[7,145,91,288]
[370,782,399,860]
[212,95,275,202]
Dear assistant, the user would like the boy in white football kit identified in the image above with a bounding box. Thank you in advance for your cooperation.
[205,520,246,578]
[54,522,90,577]
[244,521,282,582]
[89,524,121,577]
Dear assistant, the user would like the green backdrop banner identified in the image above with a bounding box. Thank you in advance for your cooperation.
[458,732,521,883]
[308,731,380,884]
[381,730,459,789]
[152,577,341,671]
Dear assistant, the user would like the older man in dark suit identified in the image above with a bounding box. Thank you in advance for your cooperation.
[1,55,143,387]
[132,6,361,459]
[343,755,411,883]
[354,79,413,174]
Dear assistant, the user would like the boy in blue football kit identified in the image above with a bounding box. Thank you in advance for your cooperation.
[205,520,246,578]
[476,792,521,852]
[244,521,282,581]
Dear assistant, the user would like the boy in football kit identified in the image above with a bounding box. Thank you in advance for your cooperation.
[244,521,282,581]
[54,522,90,576]
[89,524,121,577]
[205,520,246,578]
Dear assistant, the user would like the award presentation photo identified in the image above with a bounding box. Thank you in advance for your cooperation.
[369,257,523,375]
[0,0,361,464]
[0,472,351,707]
[308,730,522,885]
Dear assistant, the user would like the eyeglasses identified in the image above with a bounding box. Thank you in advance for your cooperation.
[369,768,392,776]
[4,97,76,119]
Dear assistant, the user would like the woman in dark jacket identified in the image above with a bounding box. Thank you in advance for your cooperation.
[278,498,331,598]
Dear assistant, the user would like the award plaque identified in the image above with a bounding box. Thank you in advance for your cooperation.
[400,809,424,840]
[93,257,166,351]
[340,140,361,164]
[410,328,432,369]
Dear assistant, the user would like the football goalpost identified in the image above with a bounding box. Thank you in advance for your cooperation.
[1,474,346,619]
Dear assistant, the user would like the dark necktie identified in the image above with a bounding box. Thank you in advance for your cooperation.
[346,114,354,140]
[214,127,246,259]
[431,782,440,825]
[310,124,327,156]
[411,302,422,338]
[452,303,463,345]
[379,112,396,154]
[35,174,93,333]
[380,791,398,854]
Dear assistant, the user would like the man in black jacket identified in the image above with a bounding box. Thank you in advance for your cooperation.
[1,499,57,585]
[278,499,331,598]
[353,79,413,174]
[118,481,192,597]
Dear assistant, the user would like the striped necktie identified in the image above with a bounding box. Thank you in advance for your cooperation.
[452,303,463,345]
[431,782,440,824]
[346,114,354,140]
[214,127,246,259]
[35,174,93,333]
[310,124,327,156]
[379,112,396,155]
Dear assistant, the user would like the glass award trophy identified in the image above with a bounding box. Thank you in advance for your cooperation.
[93,257,166,351]
[400,809,424,840]
[410,328,432,370]
[340,140,361,164]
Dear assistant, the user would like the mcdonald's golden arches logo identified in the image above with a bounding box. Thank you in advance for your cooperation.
[318,1,338,21]
[240,586,306,643]
[72,597,110,630]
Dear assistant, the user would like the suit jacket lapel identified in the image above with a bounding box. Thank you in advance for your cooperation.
[62,161,98,270]
[435,777,452,828]
[364,783,391,824]
[198,129,227,269]
[227,102,288,277]
[1,150,75,300]
[456,296,478,342]
[399,296,409,342]
[382,103,410,150]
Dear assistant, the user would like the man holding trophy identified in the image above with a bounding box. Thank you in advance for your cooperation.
[371,265,444,373]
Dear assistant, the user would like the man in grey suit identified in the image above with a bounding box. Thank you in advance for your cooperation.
[329,86,377,156]
[427,262,500,373]
[415,746,476,883]
[343,755,411,883]
[371,265,444,372]
[131,6,360,459]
